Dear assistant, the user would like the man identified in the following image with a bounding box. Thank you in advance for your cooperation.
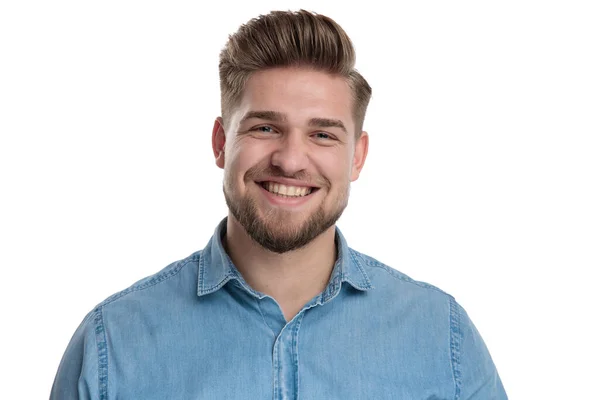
[51,10,507,399]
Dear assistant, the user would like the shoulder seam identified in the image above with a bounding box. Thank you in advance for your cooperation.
[89,252,201,399]
[355,251,450,295]
[449,296,463,400]
[96,254,200,308]
[94,307,109,400]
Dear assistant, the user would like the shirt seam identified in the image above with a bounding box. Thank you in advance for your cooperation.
[449,296,463,400]
[94,307,109,400]
[293,313,305,400]
[273,335,280,400]
[97,254,198,308]
[362,255,450,296]
[90,253,199,399]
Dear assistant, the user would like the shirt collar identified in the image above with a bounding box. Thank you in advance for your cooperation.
[197,217,373,298]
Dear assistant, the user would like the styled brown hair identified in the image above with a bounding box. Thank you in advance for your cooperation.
[219,10,372,138]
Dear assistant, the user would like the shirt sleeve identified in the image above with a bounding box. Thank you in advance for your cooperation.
[50,308,103,400]
[451,298,508,400]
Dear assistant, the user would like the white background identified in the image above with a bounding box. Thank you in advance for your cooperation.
[1,1,598,398]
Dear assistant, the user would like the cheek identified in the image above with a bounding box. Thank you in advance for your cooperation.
[225,139,250,170]
[225,140,268,183]
[316,150,352,184]
[223,145,245,193]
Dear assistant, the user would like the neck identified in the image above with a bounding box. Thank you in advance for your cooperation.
[223,214,337,321]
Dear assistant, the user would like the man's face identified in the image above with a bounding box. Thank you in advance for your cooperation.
[213,67,368,253]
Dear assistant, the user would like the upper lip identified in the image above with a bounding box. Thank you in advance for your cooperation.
[256,177,318,188]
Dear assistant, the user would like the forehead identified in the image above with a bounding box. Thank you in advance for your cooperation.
[235,67,354,127]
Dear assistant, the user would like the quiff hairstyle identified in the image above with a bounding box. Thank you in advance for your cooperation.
[219,10,372,139]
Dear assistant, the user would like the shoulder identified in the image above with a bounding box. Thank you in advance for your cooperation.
[76,250,204,352]
[349,247,453,299]
[348,249,507,397]
[94,250,202,311]
[349,248,493,359]
[348,247,464,324]
[51,251,203,398]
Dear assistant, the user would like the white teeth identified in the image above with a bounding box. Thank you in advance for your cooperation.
[264,182,312,197]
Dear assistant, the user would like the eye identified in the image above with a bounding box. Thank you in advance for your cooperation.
[253,125,276,133]
[313,132,335,140]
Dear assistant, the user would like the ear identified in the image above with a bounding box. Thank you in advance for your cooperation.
[212,117,226,169]
[351,131,369,181]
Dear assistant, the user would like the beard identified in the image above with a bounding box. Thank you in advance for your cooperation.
[223,165,349,254]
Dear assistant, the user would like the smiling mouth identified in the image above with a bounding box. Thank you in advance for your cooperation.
[257,181,319,198]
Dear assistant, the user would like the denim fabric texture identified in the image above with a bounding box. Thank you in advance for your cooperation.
[51,218,507,399]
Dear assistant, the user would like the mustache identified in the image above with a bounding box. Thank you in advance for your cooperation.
[244,163,329,188]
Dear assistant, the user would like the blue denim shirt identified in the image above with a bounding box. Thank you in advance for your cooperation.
[51,218,507,399]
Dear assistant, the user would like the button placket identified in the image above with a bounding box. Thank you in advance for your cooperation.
[272,312,306,400]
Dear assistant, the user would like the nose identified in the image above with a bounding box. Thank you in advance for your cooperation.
[270,131,310,176]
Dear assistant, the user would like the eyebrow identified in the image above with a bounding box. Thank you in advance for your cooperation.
[240,110,287,124]
[308,117,347,134]
[240,110,347,134]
